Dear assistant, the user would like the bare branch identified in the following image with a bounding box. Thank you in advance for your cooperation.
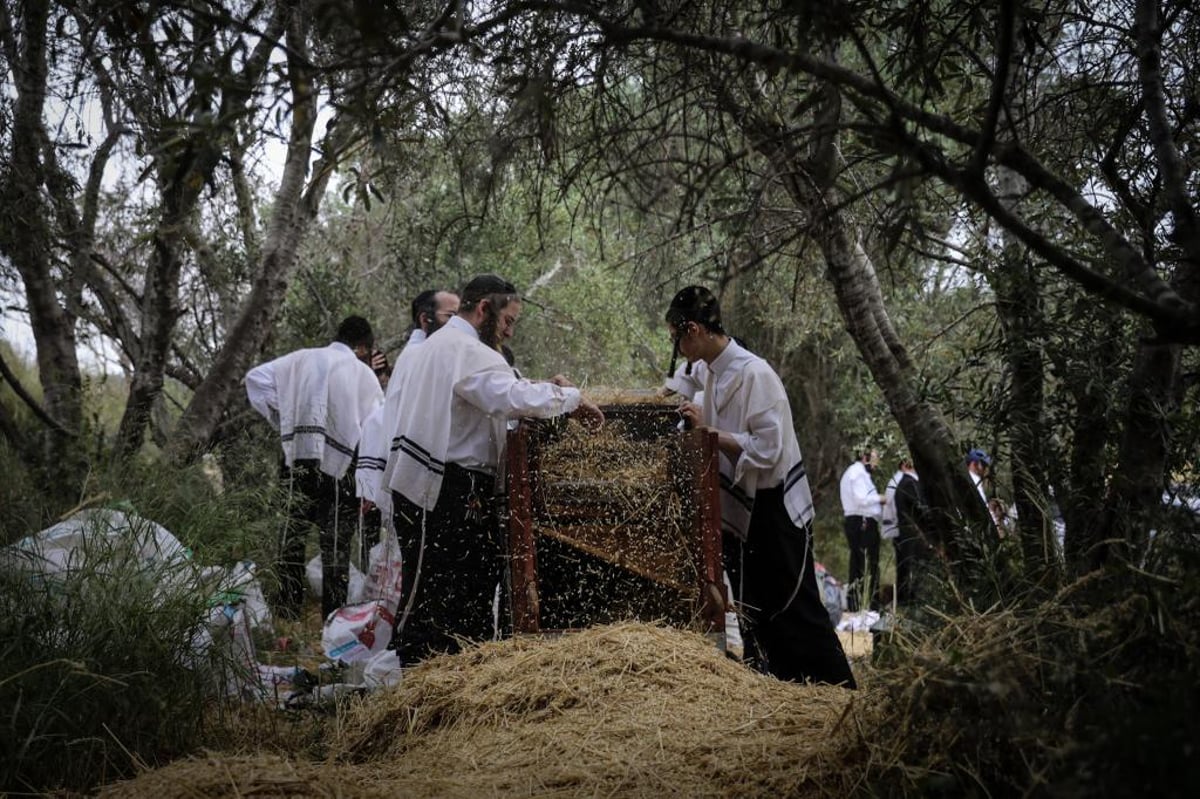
[1134,0,1200,264]
[0,350,75,436]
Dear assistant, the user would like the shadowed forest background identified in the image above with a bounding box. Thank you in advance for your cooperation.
[2,1,1198,795]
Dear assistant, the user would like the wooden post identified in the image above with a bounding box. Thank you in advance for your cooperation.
[506,422,540,633]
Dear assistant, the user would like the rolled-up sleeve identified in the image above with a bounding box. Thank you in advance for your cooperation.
[455,368,582,419]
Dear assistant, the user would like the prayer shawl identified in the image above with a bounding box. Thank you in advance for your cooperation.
[701,342,815,541]
[355,340,425,506]
[385,324,511,511]
[269,343,383,478]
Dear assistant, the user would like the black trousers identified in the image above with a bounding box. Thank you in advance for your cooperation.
[726,486,856,688]
[392,465,502,665]
[843,514,881,611]
[277,459,357,620]
[893,527,932,605]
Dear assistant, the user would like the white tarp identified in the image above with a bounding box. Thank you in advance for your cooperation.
[5,507,274,698]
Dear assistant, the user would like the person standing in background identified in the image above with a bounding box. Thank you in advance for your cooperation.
[892,459,931,604]
[839,449,886,612]
[245,316,384,620]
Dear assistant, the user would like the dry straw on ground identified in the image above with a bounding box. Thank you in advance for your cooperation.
[106,622,879,798]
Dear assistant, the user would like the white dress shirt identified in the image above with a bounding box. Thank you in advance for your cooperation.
[386,316,582,510]
[839,460,882,519]
[699,339,814,538]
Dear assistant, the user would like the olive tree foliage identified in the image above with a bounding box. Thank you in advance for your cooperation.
[0,0,300,470]
[296,20,675,388]
[566,0,1198,581]
[0,0,508,475]
[332,0,1199,586]
[362,1,1001,582]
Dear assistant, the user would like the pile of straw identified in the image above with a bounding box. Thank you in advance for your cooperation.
[105,623,876,798]
[98,754,383,798]
[334,622,874,796]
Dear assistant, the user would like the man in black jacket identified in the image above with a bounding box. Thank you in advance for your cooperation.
[893,460,932,605]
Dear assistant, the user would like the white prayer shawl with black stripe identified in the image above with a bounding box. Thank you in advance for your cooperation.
[384,324,510,512]
[700,340,815,541]
[271,343,383,479]
[354,335,427,506]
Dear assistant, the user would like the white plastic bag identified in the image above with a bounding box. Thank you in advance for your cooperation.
[320,530,404,663]
[363,649,402,688]
[322,600,394,662]
[219,560,274,633]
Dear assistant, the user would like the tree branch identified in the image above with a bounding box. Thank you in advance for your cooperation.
[0,350,74,436]
[1134,0,1199,265]
[972,0,1017,175]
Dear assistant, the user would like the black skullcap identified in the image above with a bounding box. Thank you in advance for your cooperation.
[460,274,518,307]
[665,285,725,334]
[334,315,374,348]
[411,289,437,326]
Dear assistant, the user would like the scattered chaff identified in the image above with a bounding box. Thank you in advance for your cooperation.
[535,419,695,594]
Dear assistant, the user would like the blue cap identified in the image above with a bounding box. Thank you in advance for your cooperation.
[965,448,992,466]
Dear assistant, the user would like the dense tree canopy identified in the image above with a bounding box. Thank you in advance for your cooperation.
[2,0,1197,593]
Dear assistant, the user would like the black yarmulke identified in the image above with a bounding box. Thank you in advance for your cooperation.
[666,285,724,333]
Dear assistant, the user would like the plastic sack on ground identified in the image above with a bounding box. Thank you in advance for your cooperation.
[363,649,402,688]
[320,531,403,662]
[211,560,274,634]
[5,508,201,597]
[202,603,262,699]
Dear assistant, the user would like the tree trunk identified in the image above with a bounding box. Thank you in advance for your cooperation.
[168,8,342,462]
[1060,320,1118,575]
[0,1,83,480]
[111,2,288,459]
[987,3,1057,585]
[1092,339,1182,568]
[114,185,196,458]
[722,87,1001,591]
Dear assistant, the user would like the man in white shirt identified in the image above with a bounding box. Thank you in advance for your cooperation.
[385,274,604,664]
[405,288,461,351]
[670,286,855,687]
[245,316,384,619]
[839,449,886,611]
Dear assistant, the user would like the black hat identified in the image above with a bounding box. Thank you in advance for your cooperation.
[666,286,725,334]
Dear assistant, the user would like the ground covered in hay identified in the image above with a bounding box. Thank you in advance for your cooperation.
[103,623,879,798]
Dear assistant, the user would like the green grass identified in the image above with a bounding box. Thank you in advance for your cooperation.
[0,513,216,793]
[0,431,287,794]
